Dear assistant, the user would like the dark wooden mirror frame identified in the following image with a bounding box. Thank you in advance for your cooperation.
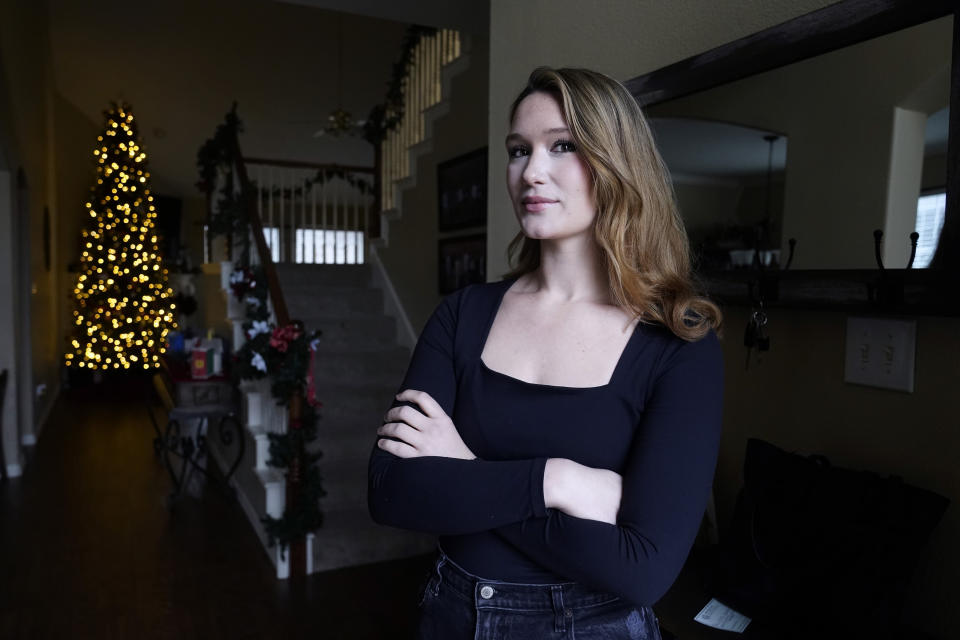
[626,0,959,315]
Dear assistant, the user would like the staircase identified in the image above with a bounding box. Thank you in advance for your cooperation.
[221,262,435,577]
[281,263,435,572]
[204,26,472,579]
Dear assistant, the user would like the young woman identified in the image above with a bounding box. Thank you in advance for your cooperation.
[368,67,724,640]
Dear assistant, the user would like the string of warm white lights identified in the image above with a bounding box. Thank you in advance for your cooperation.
[64,103,177,372]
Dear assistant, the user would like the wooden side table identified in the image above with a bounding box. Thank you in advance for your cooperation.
[148,363,245,504]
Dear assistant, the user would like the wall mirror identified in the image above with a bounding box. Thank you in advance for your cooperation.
[627,0,958,313]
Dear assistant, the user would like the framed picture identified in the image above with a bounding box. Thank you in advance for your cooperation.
[437,147,487,231]
[438,234,486,294]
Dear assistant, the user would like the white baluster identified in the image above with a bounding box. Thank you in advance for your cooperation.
[256,165,263,237]
[422,39,428,135]
[267,165,274,251]
[321,170,329,264]
[434,34,441,104]
[349,181,357,264]
[360,196,368,264]
[335,173,341,264]
[301,168,308,263]
[406,71,412,176]
[395,122,401,195]
[389,115,395,193]
[400,81,407,180]
[427,35,434,108]
[383,137,389,212]
[280,168,286,263]
[311,174,318,263]
[410,38,423,144]
[420,37,427,120]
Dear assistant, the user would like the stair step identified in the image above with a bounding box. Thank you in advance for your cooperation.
[275,263,372,288]
[306,315,398,346]
[313,346,408,376]
[316,401,391,433]
[312,335,400,353]
[312,366,406,390]
[319,465,370,512]
[229,261,426,575]
[310,507,435,574]
[285,288,383,316]
[312,430,374,466]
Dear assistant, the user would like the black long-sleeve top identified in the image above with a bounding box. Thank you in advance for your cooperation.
[368,278,724,606]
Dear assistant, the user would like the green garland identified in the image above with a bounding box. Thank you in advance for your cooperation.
[363,25,438,145]
[196,105,256,265]
[256,167,375,201]
[198,112,326,559]
[261,401,325,555]
[264,323,321,407]
[196,103,242,194]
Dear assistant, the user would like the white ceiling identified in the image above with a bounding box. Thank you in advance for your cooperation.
[650,109,949,186]
[275,0,489,35]
[649,117,787,184]
[48,0,413,198]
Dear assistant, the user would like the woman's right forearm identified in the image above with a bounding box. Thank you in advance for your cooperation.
[543,458,623,524]
[368,446,550,535]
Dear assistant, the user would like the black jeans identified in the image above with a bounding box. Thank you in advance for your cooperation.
[416,551,662,639]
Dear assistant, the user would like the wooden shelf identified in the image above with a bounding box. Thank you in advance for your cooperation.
[698,269,960,316]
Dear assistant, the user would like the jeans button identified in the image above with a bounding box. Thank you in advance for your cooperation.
[479,585,495,599]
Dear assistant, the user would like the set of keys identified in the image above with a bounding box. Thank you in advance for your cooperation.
[743,307,770,369]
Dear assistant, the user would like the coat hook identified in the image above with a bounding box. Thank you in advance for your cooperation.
[873,229,885,271]
[907,231,920,269]
[784,238,796,270]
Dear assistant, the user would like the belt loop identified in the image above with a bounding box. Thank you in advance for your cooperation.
[550,586,566,633]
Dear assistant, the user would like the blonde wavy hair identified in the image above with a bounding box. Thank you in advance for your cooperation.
[504,67,722,341]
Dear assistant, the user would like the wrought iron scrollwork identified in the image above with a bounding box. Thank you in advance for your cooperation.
[160,412,244,505]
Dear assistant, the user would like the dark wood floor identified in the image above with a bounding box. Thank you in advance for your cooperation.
[0,376,434,639]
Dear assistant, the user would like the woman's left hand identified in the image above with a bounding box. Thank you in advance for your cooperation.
[377,389,476,460]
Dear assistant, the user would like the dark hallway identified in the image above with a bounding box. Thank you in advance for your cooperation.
[0,378,431,639]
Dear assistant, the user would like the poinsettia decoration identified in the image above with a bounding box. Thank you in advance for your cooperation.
[266,321,321,405]
[229,267,256,300]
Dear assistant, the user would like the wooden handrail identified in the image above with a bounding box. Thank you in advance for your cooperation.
[231,130,305,576]
[229,137,291,327]
[244,157,375,174]
[370,145,382,239]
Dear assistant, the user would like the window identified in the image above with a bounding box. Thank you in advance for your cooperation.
[202,225,281,263]
[262,226,281,263]
[294,229,364,264]
[914,192,945,268]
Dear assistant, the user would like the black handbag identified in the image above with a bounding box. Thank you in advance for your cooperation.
[709,438,948,638]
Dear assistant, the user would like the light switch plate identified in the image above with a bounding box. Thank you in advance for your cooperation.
[844,317,916,392]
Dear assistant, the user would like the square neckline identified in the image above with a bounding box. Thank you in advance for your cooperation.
[476,278,644,391]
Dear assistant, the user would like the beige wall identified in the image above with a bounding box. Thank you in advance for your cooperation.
[718,308,960,637]
[378,36,490,332]
[922,151,948,191]
[676,178,786,253]
[180,196,209,268]
[179,196,231,339]
[487,1,958,638]
[54,94,100,356]
[674,181,743,232]
[0,0,56,452]
[487,0,841,279]
[644,17,952,269]
[48,0,407,199]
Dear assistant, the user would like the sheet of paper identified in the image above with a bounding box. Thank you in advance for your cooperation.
[694,598,751,633]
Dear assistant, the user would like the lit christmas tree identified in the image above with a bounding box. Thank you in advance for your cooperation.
[64,102,177,372]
